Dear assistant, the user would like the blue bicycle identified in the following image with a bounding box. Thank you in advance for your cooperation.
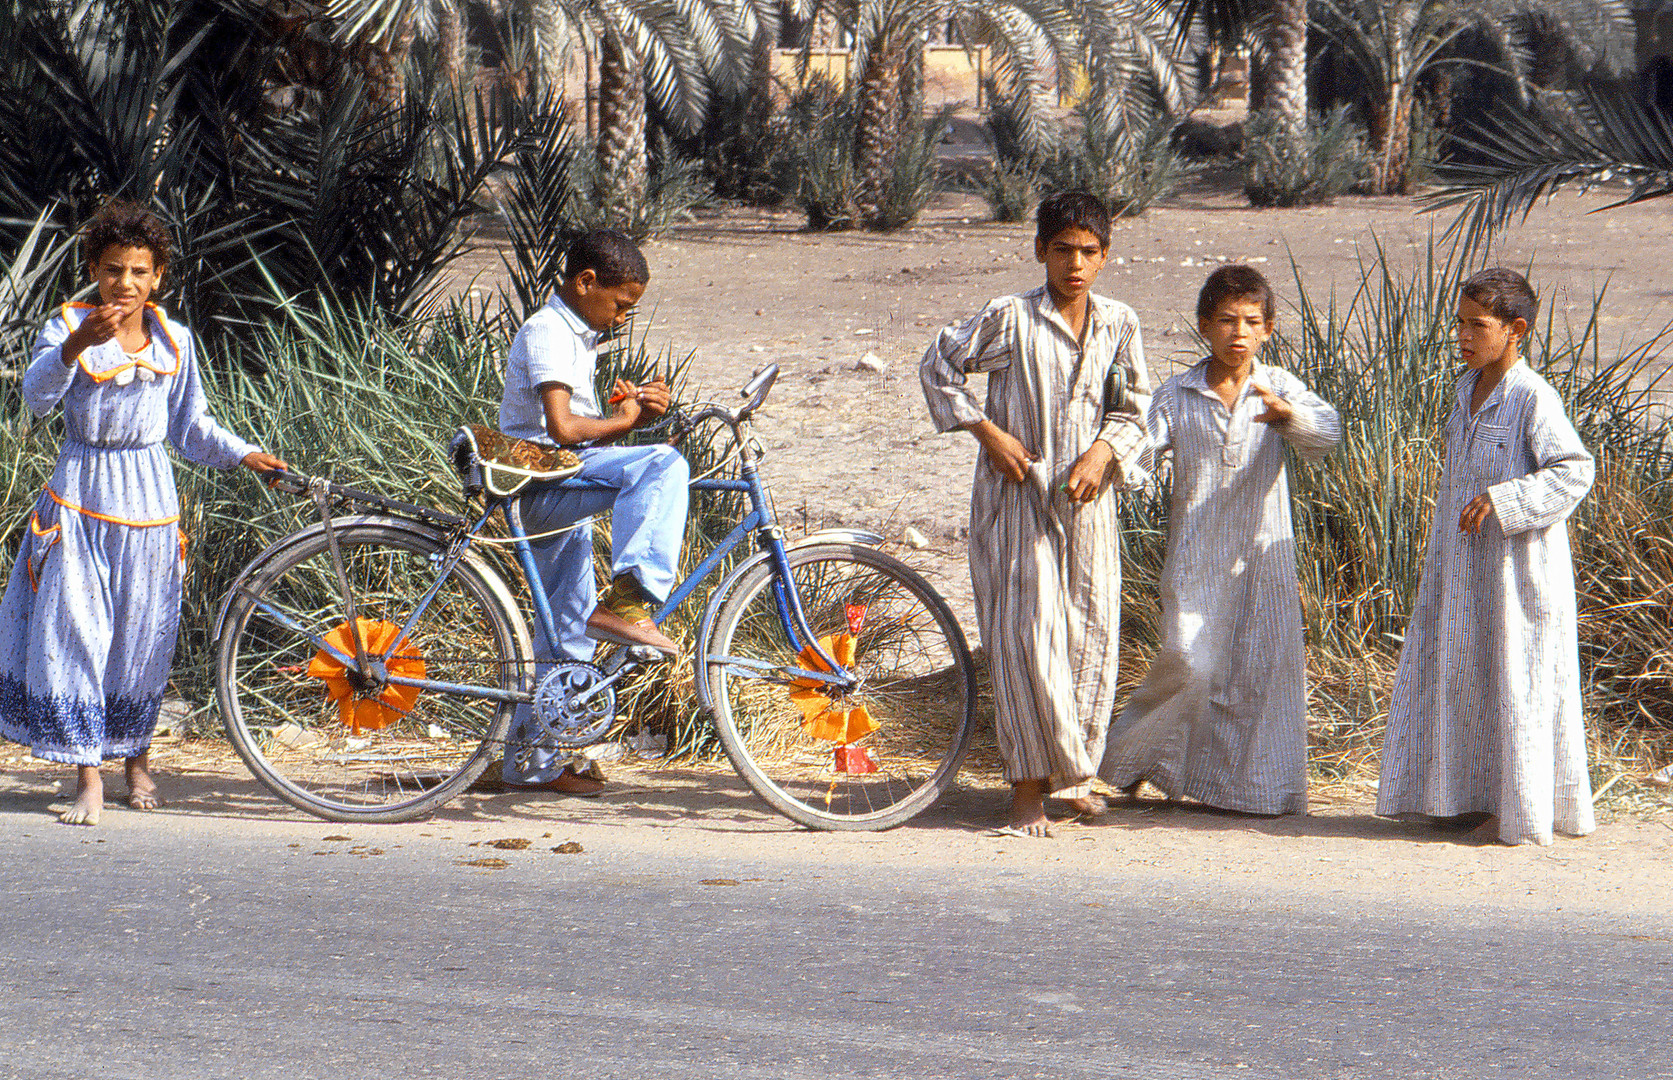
[213,365,978,829]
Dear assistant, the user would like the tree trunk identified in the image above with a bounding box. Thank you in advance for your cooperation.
[1367,90,1411,195]
[596,29,648,227]
[899,36,924,131]
[437,2,464,90]
[747,17,778,133]
[854,39,904,229]
[1266,0,1307,134]
[358,17,417,110]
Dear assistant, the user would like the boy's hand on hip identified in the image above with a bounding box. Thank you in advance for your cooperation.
[1252,385,1293,425]
[1065,442,1114,503]
[970,421,1035,483]
[1459,493,1495,534]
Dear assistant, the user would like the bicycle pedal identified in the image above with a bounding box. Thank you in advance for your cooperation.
[623,645,668,665]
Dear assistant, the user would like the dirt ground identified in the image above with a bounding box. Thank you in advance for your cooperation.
[3,736,1670,918]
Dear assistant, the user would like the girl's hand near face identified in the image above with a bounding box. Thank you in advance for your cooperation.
[1252,385,1294,425]
[1459,493,1495,535]
[60,302,129,366]
[1065,442,1114,503]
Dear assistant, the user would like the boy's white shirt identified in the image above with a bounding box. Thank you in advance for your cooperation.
[500,293,603,444]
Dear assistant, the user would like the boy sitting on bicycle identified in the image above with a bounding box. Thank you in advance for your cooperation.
[498,229,688,793]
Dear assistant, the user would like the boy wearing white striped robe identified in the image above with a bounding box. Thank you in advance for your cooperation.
[920,192,1151,836]
[1378,269,1595,846]
[1099,266,1341,815]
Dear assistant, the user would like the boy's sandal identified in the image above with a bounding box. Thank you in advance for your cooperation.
[586,608,678,656]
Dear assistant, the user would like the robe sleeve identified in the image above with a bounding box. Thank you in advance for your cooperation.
[166,327,263,469]
[920,299,1014,433]
[22,316,78,417]
[1487,387,1594,537]
[1094,313,1152,487]
[1272,370,1343,463]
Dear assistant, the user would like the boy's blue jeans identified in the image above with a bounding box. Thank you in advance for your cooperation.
[502,443,690,783]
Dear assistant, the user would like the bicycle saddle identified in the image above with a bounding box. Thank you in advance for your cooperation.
[449,424,584,498]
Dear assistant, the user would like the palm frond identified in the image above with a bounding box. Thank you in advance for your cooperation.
[1428,87,1673,255]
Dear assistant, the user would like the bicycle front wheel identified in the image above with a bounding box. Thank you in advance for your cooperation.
[703,543,976,830]
[215,520,530,822]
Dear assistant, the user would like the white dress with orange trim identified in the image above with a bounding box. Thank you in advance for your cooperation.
[0,302,262,765]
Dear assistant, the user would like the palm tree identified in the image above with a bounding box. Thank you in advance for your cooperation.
[1313,0,1634,196]
[330,0,743,226]
[827,0,1184,229]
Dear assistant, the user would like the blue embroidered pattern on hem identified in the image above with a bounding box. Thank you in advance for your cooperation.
[0,674,161,763]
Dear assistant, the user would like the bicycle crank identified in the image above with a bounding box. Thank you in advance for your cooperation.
[531,662,619,748]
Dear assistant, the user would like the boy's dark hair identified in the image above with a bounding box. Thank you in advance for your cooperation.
[1197,264,1276,325]
[1461,267,1538,328]
[82,199,171,269]
[564,229,649,287]
[1036,191,1111,251]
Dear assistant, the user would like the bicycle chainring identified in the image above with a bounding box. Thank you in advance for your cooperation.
[531,662,617,749]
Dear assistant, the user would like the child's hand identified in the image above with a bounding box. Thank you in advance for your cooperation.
[241,451,291,480]
[1064,442,1114,503]
[971,421,1035,483]
[1459,493,1495,534]
[635,378,671,421]
[608,378,644,424]
[1252,384,1294,425]
[62,302,129,364]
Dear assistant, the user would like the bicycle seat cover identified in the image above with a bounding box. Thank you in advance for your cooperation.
[449,424,584,498]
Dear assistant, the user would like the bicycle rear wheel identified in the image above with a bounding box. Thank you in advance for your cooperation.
[702,543,976,830]
[215,519,530,822]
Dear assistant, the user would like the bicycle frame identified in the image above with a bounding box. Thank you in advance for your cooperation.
[498,443,854,692]
[264,417,855,709]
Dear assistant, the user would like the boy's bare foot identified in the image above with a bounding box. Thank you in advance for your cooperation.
[1008,780,1052,837]
[1467,815,1505,845]
[1056,792,1108,818]
[124,752,163,811]
[60,766,102,826]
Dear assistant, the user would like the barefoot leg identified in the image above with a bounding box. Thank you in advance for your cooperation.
[60,765,103,826]
[124,751,163,810]
[1008,779,1051,837]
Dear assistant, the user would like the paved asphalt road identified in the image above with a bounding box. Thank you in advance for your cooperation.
[1,809,1667,1080]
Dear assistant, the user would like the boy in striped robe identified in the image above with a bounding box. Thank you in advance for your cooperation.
[920,192,1150,836]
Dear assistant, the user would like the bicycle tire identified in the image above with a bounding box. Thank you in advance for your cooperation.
[215,519,530,823]
[702,542,976,831]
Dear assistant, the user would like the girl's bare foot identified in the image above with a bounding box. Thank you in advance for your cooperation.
[124,752,163,811]
[1008,780,1052,837]
[60,765,102,826]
